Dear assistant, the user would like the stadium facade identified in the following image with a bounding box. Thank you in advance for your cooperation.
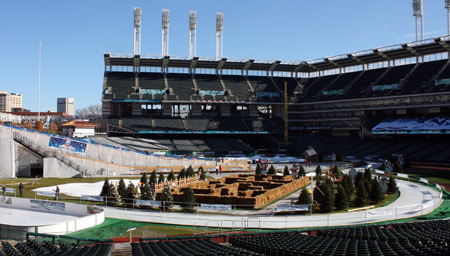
[101,36,450,163]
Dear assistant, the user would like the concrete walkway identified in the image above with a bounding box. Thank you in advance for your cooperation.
[104,179,442,229]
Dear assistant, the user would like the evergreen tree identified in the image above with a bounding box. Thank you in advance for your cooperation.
[117,178,127,198]
[354,172,364,188]
[370,178,385,204]
[315,165,322,179]
[255,163,262,175]
[167,171,175,181]
[186,165,195,177]
[342,175,354,200]
[283,166,290,176]
[267,165,276,175]
[296,188,312,205]
[298,165,306,178]
[149,170,157,185]
[160,184,174,211]
[122,182,136,206]
[335,185,349,211]
[387,176,398,194]
[178,168,186,180]
[364,179,372,197]
[158,173,165,184]
[197,166,205,176]
[318,180,334,213]
[325,178,335,206]
[140,173,148,184]
[199,167,206,180]
[393,161,403,173]
[364,168,373,183]
[140,182,154,201]
[355,181,369,207]
[100,178,113,197]
[180,187,196,212]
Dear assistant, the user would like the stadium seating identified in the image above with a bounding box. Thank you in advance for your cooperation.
[194,74,223,91]
[402,60,446,94]
[166,74,195,101]
[0,241,113,256]
[106,72,135,99]
[139,72,166,90]
[133,239,259,256]
[221,75,253,102]
[229,220,450,256]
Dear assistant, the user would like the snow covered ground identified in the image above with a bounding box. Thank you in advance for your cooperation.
[32,179,140,197]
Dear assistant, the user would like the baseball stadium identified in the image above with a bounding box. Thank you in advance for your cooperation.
[1,1,450,255]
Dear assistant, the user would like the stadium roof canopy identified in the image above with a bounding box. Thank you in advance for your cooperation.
[105,36,450,73]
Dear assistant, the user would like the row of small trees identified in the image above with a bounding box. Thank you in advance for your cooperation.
[296,168,398,213]
[99,166,203,212]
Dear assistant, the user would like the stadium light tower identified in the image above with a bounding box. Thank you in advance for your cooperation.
[189,11,197,58]
[216,12,224,59]
[412,0,424,41]
[446,0,450,35]
[162,9,170,56]
[133,7,142,55]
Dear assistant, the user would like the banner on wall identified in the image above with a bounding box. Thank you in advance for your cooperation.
[81,195,104,202]
[201,204,232,211]
[30,199,65,212]
[276,204,309,212]
[49,137,87,155]
[135,199,162,207]
[36,191,56,197]
[419,178,429,184]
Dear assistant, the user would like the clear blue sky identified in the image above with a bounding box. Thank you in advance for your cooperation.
[0,0,448,112]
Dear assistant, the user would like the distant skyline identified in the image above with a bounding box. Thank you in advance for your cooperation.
[1,0,449,112]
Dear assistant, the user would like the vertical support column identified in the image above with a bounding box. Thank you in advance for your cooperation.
[446,0,450,35]
[189,11,197,58]
[412,0,424,41]
[133,8,142,55]
[216,13,224,59]
[162,9,170,56]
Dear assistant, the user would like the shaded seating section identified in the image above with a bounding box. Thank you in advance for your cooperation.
[1,241,113,256]
[272,77,301,99]
[166,74,195,100]
[153,118,186,131]
[247,76,280,102]
[303,74,339,100]
[226,139,252,150]
[184,118,216,131]
[402,60,446,94]
[205,138,234,150]
[133,239,258,256]
[105,72,135,99]
[244,119,276,132]
[139,72,166,90]
[221,75,252,101]
[345,68,387,99]
[108,117,153,131]
[289,134,450,163]
[216,118,249,131]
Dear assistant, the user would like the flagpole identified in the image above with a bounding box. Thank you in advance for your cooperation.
[38,41,41,121]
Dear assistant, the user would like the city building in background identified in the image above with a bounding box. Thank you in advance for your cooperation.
[0,90,22,113]
[57,97,75,116]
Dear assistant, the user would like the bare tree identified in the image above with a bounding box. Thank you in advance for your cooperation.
[75,104,101,119]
